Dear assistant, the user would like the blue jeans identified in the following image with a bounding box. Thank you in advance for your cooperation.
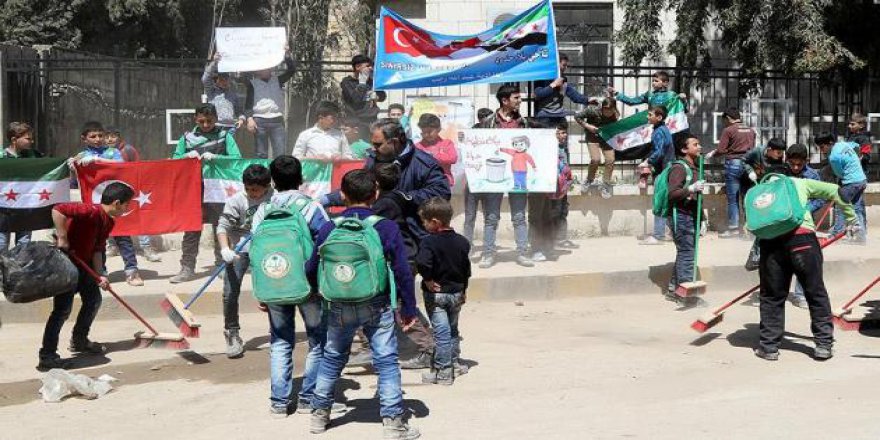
[653,215,668,241]
[223,253,250,330]
[424,291,464,370]
[667,211,696,293]
[723,159,745,230]
[312,297,403,418]
[0,230,31,251]
[112,236,139,274]
[513,171,527,191]
[465,191,503,256]
[254,117,287,159]
[508,192,529,253]
[39,268,103,359]
[831,181,867,241]
[267,296,327,409]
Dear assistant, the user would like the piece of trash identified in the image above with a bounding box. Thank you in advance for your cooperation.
[149,364,167,371]
[514,301,524,306]
[97,374,119,382]
[40,369,114,403]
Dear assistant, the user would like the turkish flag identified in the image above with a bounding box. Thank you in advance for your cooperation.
[76,159,203,236]
[383,16,461,58]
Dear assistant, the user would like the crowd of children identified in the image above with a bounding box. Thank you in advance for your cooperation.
[4,49,880,439]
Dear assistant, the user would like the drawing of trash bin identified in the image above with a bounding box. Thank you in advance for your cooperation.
[485,157,507,183]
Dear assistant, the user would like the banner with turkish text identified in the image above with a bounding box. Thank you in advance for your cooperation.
[375,0,559,89]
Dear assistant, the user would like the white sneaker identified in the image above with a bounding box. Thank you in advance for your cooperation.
[639,236,663,245]
[531,251,547,262]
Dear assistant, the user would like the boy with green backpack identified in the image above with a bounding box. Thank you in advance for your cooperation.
[247,155,344,418]
[654,135,705,304]
[745,165,860,361]
[306,169,420,440]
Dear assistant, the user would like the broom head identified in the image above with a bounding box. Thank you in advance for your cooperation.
[160,293,201,338]
[676,281,708,298]
[134,331,190,350]
[691,312,723,333]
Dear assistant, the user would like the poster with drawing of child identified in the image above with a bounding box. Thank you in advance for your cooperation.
[459,129,558,193]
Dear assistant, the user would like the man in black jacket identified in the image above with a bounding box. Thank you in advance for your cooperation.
[340,55,387,135]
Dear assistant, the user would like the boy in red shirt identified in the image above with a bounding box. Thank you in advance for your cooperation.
[37,182,134,371]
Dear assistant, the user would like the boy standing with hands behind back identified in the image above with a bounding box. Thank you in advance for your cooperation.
[416,197,471,385]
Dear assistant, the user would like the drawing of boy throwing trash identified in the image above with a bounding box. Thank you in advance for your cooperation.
[501,135,537,191]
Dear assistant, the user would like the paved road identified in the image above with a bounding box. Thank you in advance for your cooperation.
[3,291,880,439]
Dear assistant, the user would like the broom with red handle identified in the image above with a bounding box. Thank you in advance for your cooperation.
[832,275,880,331]
[691,231,846,333]
[69,253,189,349]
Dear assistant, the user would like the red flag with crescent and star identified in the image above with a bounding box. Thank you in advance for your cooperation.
[76,159,202,236]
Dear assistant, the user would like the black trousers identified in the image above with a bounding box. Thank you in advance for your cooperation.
[758,232,833,352]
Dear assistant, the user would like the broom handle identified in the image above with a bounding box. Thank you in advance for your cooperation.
[712,231,846,316]
[692,155,704,282]
[184,235,252,309]
[69,253,160,335]
[840,275,880,312]
[815,202,834,229]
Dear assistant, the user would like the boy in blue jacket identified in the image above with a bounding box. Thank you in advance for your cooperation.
[815,133,867,244]
[640,105,674,245]
[307,169,420,440]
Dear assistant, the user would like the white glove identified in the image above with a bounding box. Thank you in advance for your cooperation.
[220,247,237,264]
[688,180,706,194]
[367,91,379,101]
[185,150,200,159]
[846,223,861,239]
[705,150,716,159]
[201,152,216,161]
[77,155,97,166]
[748,171,758,183]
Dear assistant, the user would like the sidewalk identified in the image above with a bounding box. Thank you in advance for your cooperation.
[3,231,877,324]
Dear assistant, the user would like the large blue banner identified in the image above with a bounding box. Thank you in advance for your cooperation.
[374,0,559,90]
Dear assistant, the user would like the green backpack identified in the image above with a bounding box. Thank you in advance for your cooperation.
[745,173,806,239]
[318,215,396,305]
[249,197,314,305]
[652,160,692,218]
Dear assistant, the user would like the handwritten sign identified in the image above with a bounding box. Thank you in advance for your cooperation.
[459,129,558,193]
[215,27,287,73]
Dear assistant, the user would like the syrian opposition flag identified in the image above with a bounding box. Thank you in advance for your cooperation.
[598,97,689,161]
[77,159,202,236]
[0,158,70,233]
[201,158,269,222]
[299,160,333,200]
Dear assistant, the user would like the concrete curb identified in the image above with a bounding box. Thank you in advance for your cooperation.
[4,257,878,325]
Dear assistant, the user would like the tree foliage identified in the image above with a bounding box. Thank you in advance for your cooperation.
[618,0,867,76]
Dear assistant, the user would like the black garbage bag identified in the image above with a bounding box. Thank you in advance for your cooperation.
[0,241,79,303]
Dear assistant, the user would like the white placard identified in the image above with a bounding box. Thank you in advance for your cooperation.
[215,27,287,73]
[459,129,558,193]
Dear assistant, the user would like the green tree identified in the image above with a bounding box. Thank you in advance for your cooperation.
[617,0,867,77]
[0,1,88,49]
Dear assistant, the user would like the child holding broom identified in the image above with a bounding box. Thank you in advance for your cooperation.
[38,182,134,371]
[664,135,705,305]
[216,164,273,359]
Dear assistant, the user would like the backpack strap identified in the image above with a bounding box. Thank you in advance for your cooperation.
[364,215,398,310]
[364,215,384,227]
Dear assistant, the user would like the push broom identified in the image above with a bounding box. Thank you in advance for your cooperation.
[70,254,189,349]
[832,274,880,331]
[159,236,251,338]
[676,155,707,297]
[691,231,846,333]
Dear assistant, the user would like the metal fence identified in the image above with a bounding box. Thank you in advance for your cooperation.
[2,45,878,183]
[534,64,880,184]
